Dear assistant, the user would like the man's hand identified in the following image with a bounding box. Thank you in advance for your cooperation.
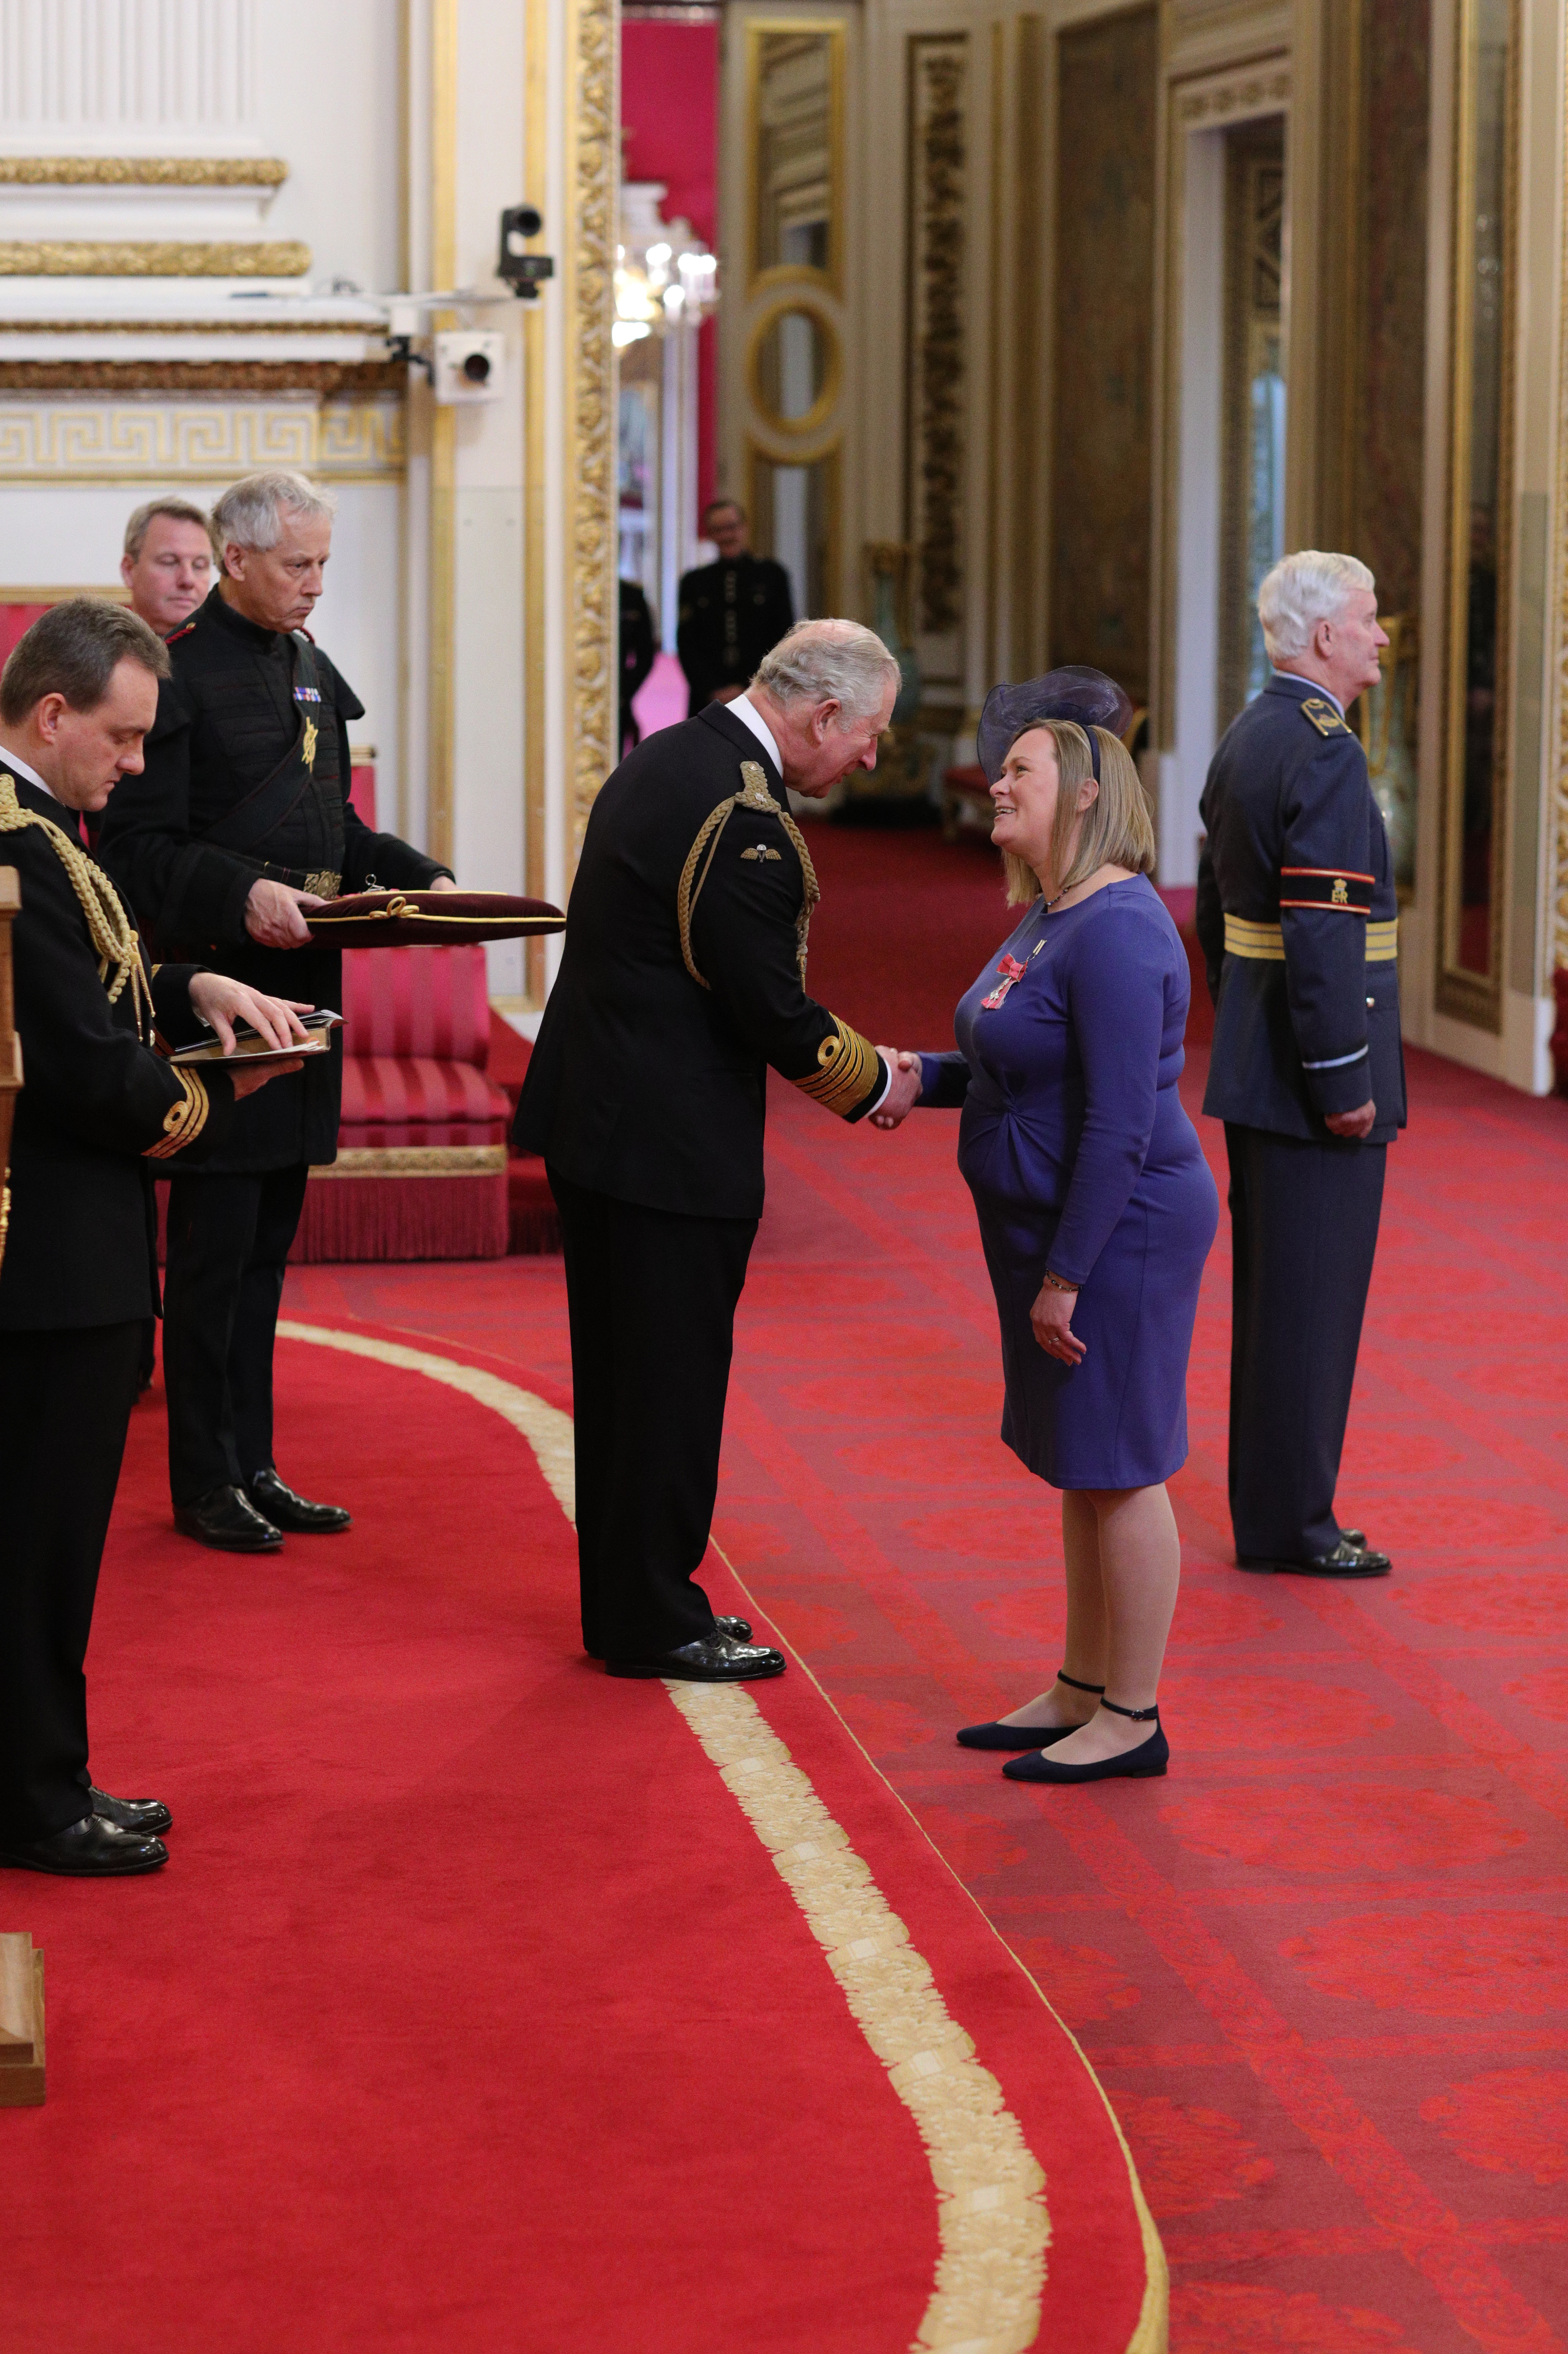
[245,877,324,949]
[1325,1098,1376,1140]
[187,973,314,1055]
[870,1048,923,1131]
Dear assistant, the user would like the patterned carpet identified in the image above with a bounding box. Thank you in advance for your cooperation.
[286,822,1568,2351]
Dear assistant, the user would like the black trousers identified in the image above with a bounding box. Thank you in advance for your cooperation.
[550,1171,758,1659]
[162,1164,309,1505]
[0,1320,142,1840]
[1225,1122,1386,1561]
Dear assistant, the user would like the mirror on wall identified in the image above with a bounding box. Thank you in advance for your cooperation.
[750,449,837,619]
[751,304,834,431]
[751,29,839,284]
[1441,0,1515,1021]
[1217,116,1286,732]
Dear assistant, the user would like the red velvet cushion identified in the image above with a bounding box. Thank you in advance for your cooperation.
[338,946,491,1065]
[337,1054,510,1147]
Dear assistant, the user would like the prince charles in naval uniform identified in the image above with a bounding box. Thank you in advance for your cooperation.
[516,619,920,1681]
[1197,549,1406,1580]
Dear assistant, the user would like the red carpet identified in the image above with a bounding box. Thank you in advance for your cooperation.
[274,822,1568,2351]
[2,1321,1157,2351]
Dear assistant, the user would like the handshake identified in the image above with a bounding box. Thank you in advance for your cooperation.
[872,1048,923,1132]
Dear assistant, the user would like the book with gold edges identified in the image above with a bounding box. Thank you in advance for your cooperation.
[168,1009,341,1067]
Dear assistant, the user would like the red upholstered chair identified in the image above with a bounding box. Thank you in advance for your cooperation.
[291,944,511,1261]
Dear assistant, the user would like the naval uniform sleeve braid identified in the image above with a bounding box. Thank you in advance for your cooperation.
[683,767,888,1123]
[1048,910,1166,1286]
[6,825,238,1164]
[95,682,256,949]
[1278,728,1376,1117]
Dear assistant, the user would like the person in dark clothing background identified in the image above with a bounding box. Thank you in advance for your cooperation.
[675,499,794,716]
[97,469,456,1557]
[0,598,307,1876]
[618,576,656,755]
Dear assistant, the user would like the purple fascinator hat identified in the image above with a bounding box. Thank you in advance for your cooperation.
[976,665,1135,786]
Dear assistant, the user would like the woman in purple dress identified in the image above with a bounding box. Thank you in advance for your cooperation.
[877,670,1218,1783]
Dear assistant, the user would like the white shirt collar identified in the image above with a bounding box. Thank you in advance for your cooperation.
[0,746,60,803]
[729,691,782,778]
[1271,670,1344,717]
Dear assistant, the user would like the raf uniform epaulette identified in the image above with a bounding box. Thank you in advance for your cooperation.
[1300,695,1351,737]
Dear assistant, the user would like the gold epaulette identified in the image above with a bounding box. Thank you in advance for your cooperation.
[143,1069,211,1160]
[1301,696,1352,738]
[792,1017,884,1119]
[677,758,821,989]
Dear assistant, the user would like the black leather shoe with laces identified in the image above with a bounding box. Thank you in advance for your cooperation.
[587,1613,751,1662]
[249,1469,352,1534]
[606,1635,786,1682]
[1237,1538,1390,1577]
[0,1813,168,1875]
[174,1484,283,1552]
[91,1787,172,1836]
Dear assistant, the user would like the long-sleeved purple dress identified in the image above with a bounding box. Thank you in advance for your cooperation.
[919,874,1218,1490]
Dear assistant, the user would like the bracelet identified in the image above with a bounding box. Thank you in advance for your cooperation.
[1042,1270,1079,1292]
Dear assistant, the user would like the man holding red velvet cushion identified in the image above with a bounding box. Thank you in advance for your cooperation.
[98,469,456,1556]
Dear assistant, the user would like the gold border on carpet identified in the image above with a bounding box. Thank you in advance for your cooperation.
[275,1320,1168,2354]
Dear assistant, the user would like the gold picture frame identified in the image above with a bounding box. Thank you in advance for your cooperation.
[744,19,847,300]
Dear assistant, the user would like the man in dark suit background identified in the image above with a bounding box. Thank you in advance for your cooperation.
[515,619,919,1681]
[0,600,306,1876]
[1196,549,1404,1580]
[98,468,456,1557]
[618,575,656,755]
[676,498,794,715]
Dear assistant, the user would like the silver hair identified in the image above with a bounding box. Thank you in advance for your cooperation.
[1257,549,1375,663]
[753,619,901,726]
[211,470,338,571]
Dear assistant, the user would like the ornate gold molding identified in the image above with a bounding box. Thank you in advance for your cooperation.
[907,34,967,644]
[567,0,618,863]
[1174,64,1292,125]
[0,360,402,397]
[0,401,404,481]
[0,240,311,278]
[0,315,374,335]
[0,157,288,187]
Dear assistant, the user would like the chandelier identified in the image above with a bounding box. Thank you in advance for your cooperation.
[614,181,719,350]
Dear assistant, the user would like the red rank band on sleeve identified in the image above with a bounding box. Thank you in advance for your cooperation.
[1279,866,1375,915]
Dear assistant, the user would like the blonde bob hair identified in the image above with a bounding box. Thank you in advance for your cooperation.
[1001,719,1156,906]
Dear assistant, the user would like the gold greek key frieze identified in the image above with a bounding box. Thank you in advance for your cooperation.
[568,0,618,863]
[0,240,311,278]
[667,1682,1052,2354]
[0,402,405,482]
[0,156,289,187]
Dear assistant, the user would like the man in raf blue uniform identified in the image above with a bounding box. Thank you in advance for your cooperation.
[1196,550,1405,1577]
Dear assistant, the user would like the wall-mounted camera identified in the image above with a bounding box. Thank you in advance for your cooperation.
[432,331,506,404]
[498,205,554,300]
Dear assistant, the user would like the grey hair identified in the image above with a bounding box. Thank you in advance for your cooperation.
[1257,549,1375,663]
[753,619,901,727]
[211,470,337,571]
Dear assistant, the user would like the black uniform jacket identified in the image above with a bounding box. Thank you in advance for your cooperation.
[0,775,240,1332]
[514,702,886,1220]
[96,587,450,1172]
[1196,673,1406,1145]
[676,554,794,714]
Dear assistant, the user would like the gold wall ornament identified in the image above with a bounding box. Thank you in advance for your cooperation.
[566,0,619,863]
[0,361,403,398]
[0,240,311,277]
[746,22,846,297]
[0,156,288,187]
[906,35,967,650]
[0,401,405,482]
[1175,66,1292,126]
[0,315,378,336]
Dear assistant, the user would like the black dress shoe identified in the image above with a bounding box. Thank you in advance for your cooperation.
[957,1720,1081,1751]
[587,1613,752,1662]
[1002,1724,1170,1783]
[0,1813,167,1875]
[1237,1538,1391,1578]
[249,1469,351,1533]
[606,1635,787,1682]
[175,1484,283,1552]
[91,1786,172,1836]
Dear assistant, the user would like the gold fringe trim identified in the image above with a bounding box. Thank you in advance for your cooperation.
[311,1145,507,1178]
[793,1015,884,1118]
[143,1068,210,1160]
[0,772,153,1036]
[677,757,821,990]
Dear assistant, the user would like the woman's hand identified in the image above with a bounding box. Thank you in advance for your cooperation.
[188,973,315,1055]
[870,1049,924,1131]
[1030,1278,1086,1364]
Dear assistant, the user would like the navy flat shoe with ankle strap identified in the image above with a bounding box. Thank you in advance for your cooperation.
[956,1668,1105,1750]
[1001,1697,1169,1782]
